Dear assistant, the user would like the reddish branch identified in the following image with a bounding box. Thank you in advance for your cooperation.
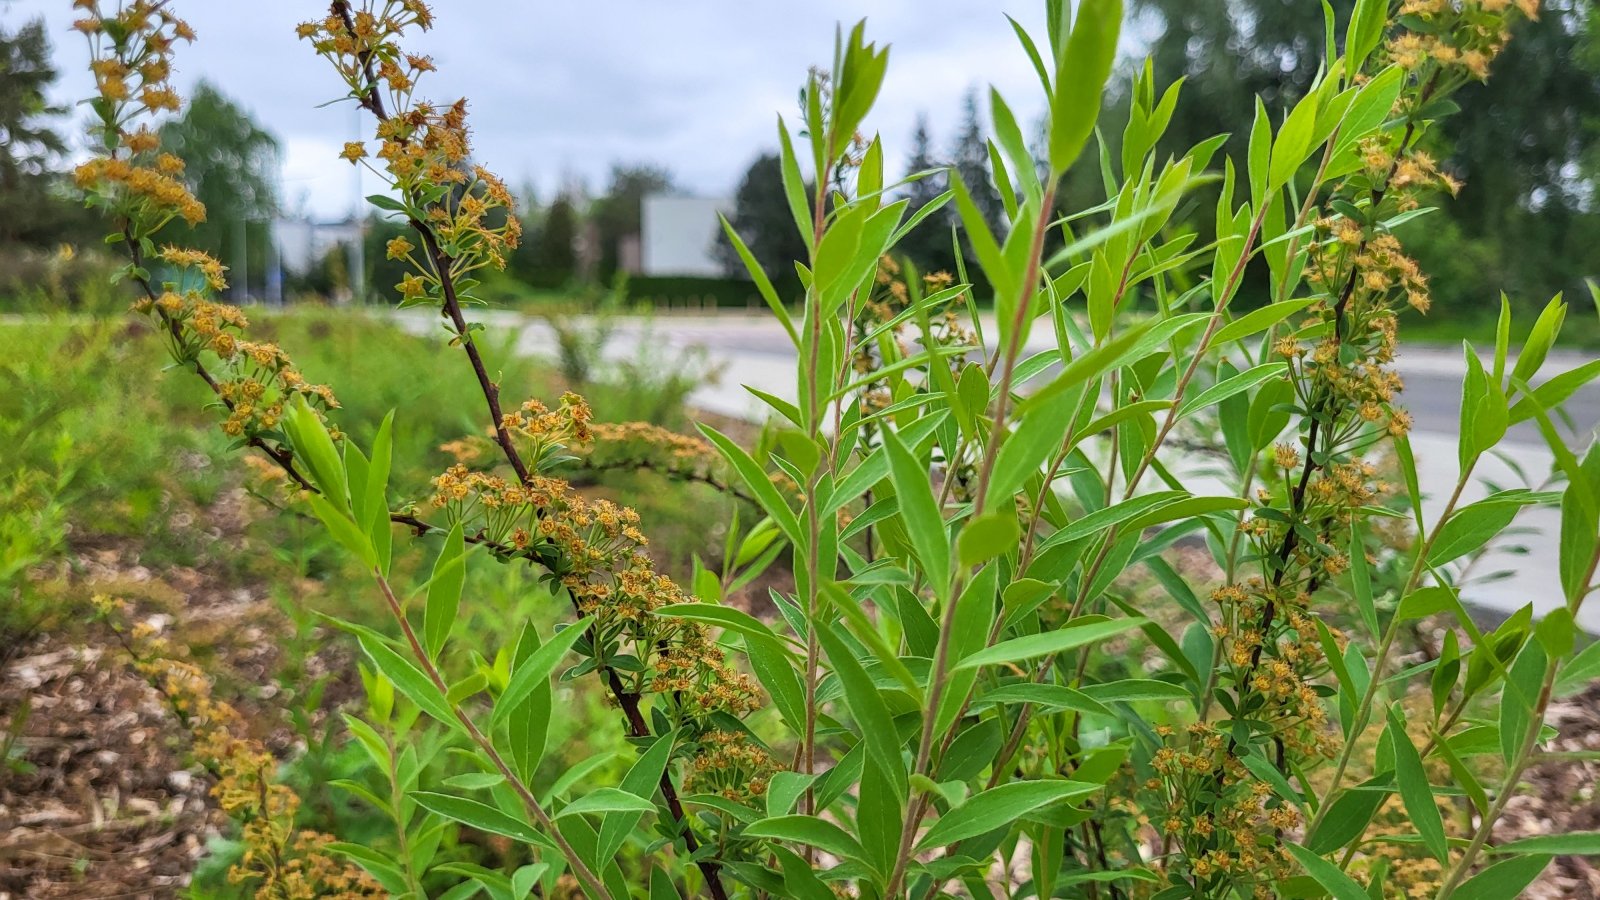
[328,5,728,895]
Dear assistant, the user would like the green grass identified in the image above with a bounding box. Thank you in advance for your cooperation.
[0,306,734,636]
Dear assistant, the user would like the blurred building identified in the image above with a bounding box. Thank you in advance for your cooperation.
[639,194,730,277]
[270,216,364,304]
[274,216,361,275]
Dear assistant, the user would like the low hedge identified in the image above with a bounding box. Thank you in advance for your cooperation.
[623,275,797,310]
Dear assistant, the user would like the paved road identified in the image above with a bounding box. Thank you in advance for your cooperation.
[397,310,1600,631]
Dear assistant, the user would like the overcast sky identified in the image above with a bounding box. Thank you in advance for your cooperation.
[3,1,1081,221]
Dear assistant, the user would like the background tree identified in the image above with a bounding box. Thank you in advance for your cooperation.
[590,164,674,281]
[942,90,1006,298]
[950,89,1004,240]
[896,113,954,277]
[1129,0,1600,311]
[715,153,808,294]
[528,193,579,289]
[0,16,91,247]
[160,81,279,299]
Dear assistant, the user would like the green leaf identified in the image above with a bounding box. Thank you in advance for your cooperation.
[1123,495,1247,533]
[1177,364,1286,420]
[1306,782,1385,854]
[772,849,837,900]
[1453,855,1553,900]
[411,792,554,849]
[326,842,411,895]
[1049,0,1122,175]
[817,622,907,793]
[1344,0,1387,74]
[357,635,455,728]
[597,730,676,863]
[986,381,1087,511]
[975,682,1112,717]
[1209,299,1312,344]
[1500,638,1548,765]
[747,632,807,734]
[953,616,1146,672]
[425,522,467,660]
[1396,586,1463,623]
[492,618,595,727]
[1493,832,1600,855]
[883,425,950,600]
[283,395,347,504]
[1349,521,1379,640]
[949,170,1012,301]
[1388,713,1448,863]
[1241,752,1306,811]
[1555,640,1600,696]
[917,779,1100,849]
[743,815,866,864]
[307,493,377,567]
[766,771,817,818]
[1269,90,1320,188]
[557,788,657,818]
[1019,313,1211,416]
[777,117,814,247]
[653,602,789,649]
[1510,294,1568,387]
[364,411,395,575]
[958,510,1022,567]
[698,425,802,545]
[505,623,553,781]
[718,213,796,345]
[1286,842,1369,900]
[1510,358,1600,424]
[442,772,506,790]
[1078,679,1190,703]
[1247,98,1271,204]
[1431,495,1539,565]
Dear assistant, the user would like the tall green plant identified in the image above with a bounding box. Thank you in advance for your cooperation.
[77,0,1600,898]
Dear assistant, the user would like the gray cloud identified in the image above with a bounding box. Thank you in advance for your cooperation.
[4,1,1050,218]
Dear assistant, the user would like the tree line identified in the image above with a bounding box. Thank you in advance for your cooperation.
[3,1,1595,318]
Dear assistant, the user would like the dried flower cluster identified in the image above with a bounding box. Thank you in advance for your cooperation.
[74,1,342,450]
[94,597,381,900]
[428,407,761,720]
[856,256,973,416]
[298,1,522,300]
[684,730,782,805]
[1388,0,1538,79]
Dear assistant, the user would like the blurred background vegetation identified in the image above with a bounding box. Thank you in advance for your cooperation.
[3,2,1594,335]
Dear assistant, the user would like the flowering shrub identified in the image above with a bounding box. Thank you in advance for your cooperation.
[73,0,1600,898]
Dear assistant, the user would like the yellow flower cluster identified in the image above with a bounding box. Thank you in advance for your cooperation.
[74,156,205,227]
[71,3,205,231]
[428,399,761,718]
[503,392,594,462]
[683,731,781,805]
[93,597,381,899]
[77,3,342,454]
[857,257,973,413]
[128,251,341,442]
[298,2,522,287]
[1387,0,1537,80]
[576,421,743,493]
[1209,585,1339,757]
[1146,723,1299,896]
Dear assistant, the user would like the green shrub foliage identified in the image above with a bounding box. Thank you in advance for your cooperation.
[75,0,1600,898]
